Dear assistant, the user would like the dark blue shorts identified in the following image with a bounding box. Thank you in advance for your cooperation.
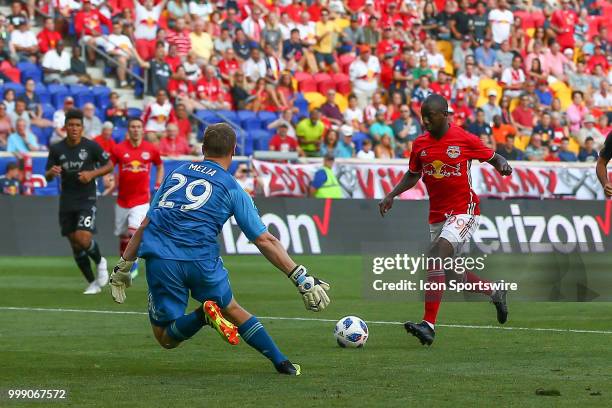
[145,257,233,327]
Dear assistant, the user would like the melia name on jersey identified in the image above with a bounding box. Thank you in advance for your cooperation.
[188,163,217,176]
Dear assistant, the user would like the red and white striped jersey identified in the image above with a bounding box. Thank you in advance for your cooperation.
[143,101,176,133]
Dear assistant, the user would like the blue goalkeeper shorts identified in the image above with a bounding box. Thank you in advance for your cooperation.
[145,257,233,327]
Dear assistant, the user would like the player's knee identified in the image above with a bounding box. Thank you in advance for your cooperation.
[159,341,178,350]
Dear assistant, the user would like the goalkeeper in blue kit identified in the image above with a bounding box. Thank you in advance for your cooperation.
[109,123,330,375]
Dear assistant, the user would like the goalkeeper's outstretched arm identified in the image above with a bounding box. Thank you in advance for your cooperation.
[254,231,331,312]
[122,217,149,261]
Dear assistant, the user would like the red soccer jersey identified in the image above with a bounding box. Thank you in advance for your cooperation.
[409,125,495,224]
[111,140,162,208]
[550,9,577,49]
[269,134,298,152]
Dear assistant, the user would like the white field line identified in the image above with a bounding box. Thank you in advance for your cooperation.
[1,306,611,335]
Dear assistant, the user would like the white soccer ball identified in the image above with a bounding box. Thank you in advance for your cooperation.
[334,316,369,348]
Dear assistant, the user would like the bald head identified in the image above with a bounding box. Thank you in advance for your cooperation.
[421,94,450,138]
[422,94,448,115]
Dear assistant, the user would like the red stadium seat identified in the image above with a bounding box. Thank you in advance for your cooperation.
[317,78,336,95]
[338,54,356,75]
[293,71,311,83]
[297,74,317,93]
[333,73,351,95]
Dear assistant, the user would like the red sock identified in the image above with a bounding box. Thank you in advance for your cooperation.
[119,235,130,255]
[423,268,445,325]
[462,271,493,296]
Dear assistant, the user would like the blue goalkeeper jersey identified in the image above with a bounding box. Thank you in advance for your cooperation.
[138,160,266,261]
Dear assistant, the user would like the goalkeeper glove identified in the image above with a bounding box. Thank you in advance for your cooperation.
[110,257,133,304]
[289,265,331,312]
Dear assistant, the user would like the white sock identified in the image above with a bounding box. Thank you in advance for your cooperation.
[423,320,435,330]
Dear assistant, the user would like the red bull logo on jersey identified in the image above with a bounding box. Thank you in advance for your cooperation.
[422,160,462,179]
[446,145,461,159]
[122,160,148,173]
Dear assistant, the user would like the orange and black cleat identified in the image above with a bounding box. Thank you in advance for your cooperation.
[203,300,240,345]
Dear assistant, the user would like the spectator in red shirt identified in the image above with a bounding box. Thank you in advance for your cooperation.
[94,122,117,153]
[550,0,577,50]
[452,92,473,128]
[194,65,232,110]
[587,46,609,74]
[164,44,182,73]
[376,25,401,60]
[37,17,62,54]
[543,144,561,162]
[159,123,192,156]
[430,71,452,102]
[269,123,300,153]
[166,17,192,59]
[512,94,536,134]
[168,65,195,105]
[285,0,306,22]
[175,103,192,143]
[218,48,241,84]
[74,0,112,64]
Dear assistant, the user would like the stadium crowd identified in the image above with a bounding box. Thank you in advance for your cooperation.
[0,0,609,163]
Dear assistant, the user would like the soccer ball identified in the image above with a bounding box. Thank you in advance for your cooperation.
[334,316,368,348]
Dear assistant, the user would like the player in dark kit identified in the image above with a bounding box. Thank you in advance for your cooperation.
[45,109,114,294]
[379,94,513,346]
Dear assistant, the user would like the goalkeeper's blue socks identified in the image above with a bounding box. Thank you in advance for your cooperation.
[238,316,287,366]
[166,308,207,341]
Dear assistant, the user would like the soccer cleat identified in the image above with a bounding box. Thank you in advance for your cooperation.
[491,285,508,324]
[202,301,240,345]
[96,257,109,287]
[83,281,101,295]
[275,360,301,376]
[404,321,436,346]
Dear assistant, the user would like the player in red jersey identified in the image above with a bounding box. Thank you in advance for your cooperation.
[110,117,164,278]
[379,94,513,346]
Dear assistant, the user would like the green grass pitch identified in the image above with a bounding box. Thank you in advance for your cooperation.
[1,256,611,407]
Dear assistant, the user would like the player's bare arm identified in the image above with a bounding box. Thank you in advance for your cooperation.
[45,165,62,181]
[596,156,612,198]
[78,160,114,184]
[487,153,513,176]
[155,162,165,189]
[378,171,421,217]
[254,231,296,274]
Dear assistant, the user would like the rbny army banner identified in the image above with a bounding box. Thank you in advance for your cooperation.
[252,159,607,200]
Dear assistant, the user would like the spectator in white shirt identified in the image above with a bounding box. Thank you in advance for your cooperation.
[242,6,267,43]
[42,41,79,84]
[488,0,514,46]
[456,61,481,93]
[10,21,38,62]
[343,94,366,133]
[593,81,611,110]
[425,40,446,79]
[51,97,75,144]
[357,139,375,159]
[83,103,103,139]
[189,0,213,21]
[134,0,167,60]
[501,54,526,99]
[243,47,268,82]
[104,21,148,88]
[349,45,380,108]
